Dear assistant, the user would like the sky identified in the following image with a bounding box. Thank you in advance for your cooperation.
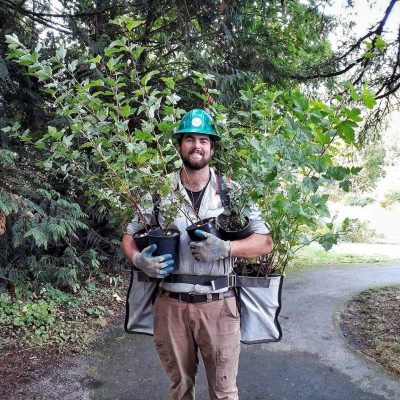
[322,0,400,50]
[322,1,400,125]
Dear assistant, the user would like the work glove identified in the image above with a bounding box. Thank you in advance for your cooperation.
[132,244,175,278]
[189,230,231,262]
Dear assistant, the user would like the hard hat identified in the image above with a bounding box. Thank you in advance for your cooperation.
[174,109,221,141]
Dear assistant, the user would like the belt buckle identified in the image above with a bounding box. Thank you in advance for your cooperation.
[229,275,237,288]
[187,293,196,303]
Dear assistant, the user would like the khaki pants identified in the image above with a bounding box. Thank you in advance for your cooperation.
[153,293,241,400]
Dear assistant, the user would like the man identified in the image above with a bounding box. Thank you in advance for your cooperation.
[122,109,273,400]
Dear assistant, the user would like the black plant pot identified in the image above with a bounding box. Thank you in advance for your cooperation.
[132,228,150,252]
[186,217,219,242]
[148,228,180,271]
[217,214,251,241]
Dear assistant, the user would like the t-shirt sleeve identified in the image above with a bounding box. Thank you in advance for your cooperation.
[248,203,271,235]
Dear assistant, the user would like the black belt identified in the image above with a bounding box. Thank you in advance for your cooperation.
[161,288,236,303]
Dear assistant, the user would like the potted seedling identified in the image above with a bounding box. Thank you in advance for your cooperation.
[216,177,252,240]
[147,191,182,271]
[186,217,219,241]
[182,184,219,241]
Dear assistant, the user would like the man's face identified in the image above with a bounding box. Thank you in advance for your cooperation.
[179,134,213,170]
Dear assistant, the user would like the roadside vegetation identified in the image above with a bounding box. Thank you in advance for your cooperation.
[291,245,400,271]
[340,285,400,379]
[0,270,129,397]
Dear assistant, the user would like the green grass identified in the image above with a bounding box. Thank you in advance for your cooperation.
[290,246,400,271]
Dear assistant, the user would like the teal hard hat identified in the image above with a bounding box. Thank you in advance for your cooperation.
[175,109,221,141]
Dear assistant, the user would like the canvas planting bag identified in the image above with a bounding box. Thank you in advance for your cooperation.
[124,269,157,335]
[238,274,283,343]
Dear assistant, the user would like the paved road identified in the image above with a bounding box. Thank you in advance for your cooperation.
[87,264,400,400]
[11,264,400,400]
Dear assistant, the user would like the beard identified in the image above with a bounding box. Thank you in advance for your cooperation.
[180,150,211,170]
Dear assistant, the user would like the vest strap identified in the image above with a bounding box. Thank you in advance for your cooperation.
[134,271,271,290]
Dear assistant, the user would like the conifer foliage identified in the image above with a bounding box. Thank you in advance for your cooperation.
[0,123,101,292]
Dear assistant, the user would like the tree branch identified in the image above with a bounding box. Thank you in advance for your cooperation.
[287,0,400,82]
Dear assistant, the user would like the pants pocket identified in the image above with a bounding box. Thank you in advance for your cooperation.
[215,343,240,392]
[223,296,239,319]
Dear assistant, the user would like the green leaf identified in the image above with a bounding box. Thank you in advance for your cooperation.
[339,180,351,192]
[56,45,66,61]
[106,56,122,72]
[35,140,46,150]
[350,166,362,175]
[318,233,338,251]
[362,87,376,109]
[124,19,144,31]
[68,60,78,72]
[88,54,102,64]
[132,46,146,61]
[140,70,160,86]
[325,166,350,181]
[134,129,153,142]
[342,217,350,231]
[120,104,134,117]
[344,107,363,122]
[337,120,357,143]
[363,51,376,59]
[18,53,36,66]
[5,34,22,47]
[309,155,329,173]
[161,77,175,89]
[302,176,319,193]
[375,36,386,53]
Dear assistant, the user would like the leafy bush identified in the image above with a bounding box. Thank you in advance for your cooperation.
[5,17,367,275]
[0,122,125,292]
[339,219,382,243]
[344,194,375,207]
[0,293,55,330]
[351,142,386,192]
[380,190,400,208]
[0,282,109,348]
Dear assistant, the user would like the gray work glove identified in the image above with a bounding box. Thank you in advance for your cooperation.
[132,244,175,278]
[189,230,231,262]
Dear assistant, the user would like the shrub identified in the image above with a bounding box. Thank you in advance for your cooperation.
[339,219,382,243]
[0,282,109,348]
[380,190,400,208]
[5,18,365,275]
[344,194,375,207]
[351,142,386,192]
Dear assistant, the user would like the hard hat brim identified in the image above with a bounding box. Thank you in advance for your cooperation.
[173,130,221,141]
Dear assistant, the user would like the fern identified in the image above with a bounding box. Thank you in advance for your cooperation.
[1,125,121,292]
[0,149,17,167]
[0,192,20,214]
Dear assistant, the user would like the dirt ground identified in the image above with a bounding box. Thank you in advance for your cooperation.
[0,271,130,400]
[340,285,400,379]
